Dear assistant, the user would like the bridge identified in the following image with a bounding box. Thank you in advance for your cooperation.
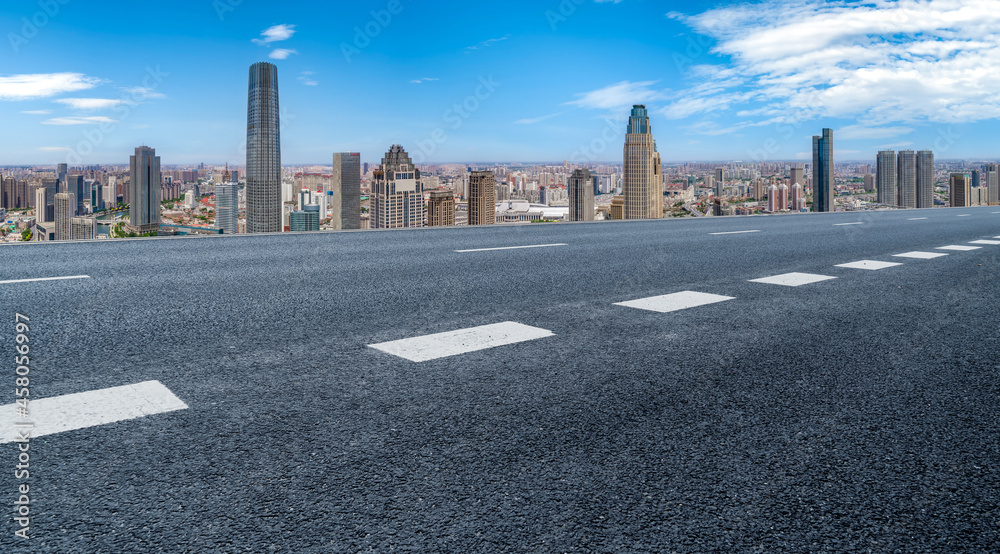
[1,207,998,551]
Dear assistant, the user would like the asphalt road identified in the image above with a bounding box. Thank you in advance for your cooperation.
[1,207,999,552]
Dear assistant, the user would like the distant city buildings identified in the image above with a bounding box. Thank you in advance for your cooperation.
[215,183,239,234]
[289,204,320,232]
[370,145,425,228]
[129,146,161,234]
[568,168,594,222]
[986,163,999,206]
[246,62,282,233]
[69,217,95,241]
[812,128,833,212]
[623,105,663,219]
[54,192,74,241]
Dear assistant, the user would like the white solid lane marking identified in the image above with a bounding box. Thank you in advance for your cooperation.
[455,244,567,253]
[908,218,928,221]
[937,245,981,251]
[894,252,948,260]
[369,322,554,362]
[0,381,187,444]
[834,222,864,226]
[957,214,971,217]
[710,230,761,235]
[750,273,837,287]
[836,260,904,271]
[0,275,90,285]
[615,291,735,314]
[970,240,1000,245]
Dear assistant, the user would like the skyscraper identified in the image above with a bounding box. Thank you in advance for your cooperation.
[778,183,789,211]
[812,128,833,212]
[331,152,361,230]
[54,192,74,241]
[986,163,1000,206]
[427,191,456,227]
[790,167,805,188]
[56,163,67,186]
[767,184,779,213]
[791,183,804,211]
[370,145,425,228]
[129,146,161,235]
[863,173,875,193]
[877,150,897,206]
[950,173,970,207]
[215,183,239,234]
[623,105,663,219]
[468,170,496,226]
[897,150,916,209]
[714,167,724,198]
[917,151,935,208]
[568,168,594,222]
[63,175,85,215]
[246,62,282,233]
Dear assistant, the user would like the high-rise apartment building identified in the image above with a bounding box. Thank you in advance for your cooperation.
[370,145,425,228]
[791,183,804,211]
[568,168,594,222]
[246,62,282,233]
[331,152,361,230]
[69,217,95,241]
[714,167,724,198]
[215,183,239,234]
[623,105,663,219]
[468,170,496,226]
[778,183,789,211]
[896,150,916,209]
[863,173,875,193]
[950,173,970,207]
[767,184,779,213]
[427,191,456,226]
[812,128,833,212]
[129,146,162,234]
[877,150,897,206]
[916,151,935,208]
[985,163,999,206]
[790,167,805,188]
[54,192,74,241]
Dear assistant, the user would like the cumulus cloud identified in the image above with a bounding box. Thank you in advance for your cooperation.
[666,0,1000,125]
[0,73,100,101]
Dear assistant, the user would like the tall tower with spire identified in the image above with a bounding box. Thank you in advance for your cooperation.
[623,105,663,219]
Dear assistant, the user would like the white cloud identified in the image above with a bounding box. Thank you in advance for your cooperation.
[837,124,914,140]
[269,48,297,60]
[123,86,165,100]
[0,73,100,101]
[466,35,511,51]
[566,81,665,110]
[668,0,1000,126]
[410,77,439,84]
[54,98,123,110]
[42,116,118,126]
[514,112,565,125]
[21,110,52,115]
[38,147,70,152]
[253,24,296,45]
[298,71,318,86]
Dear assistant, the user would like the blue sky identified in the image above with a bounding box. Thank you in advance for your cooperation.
[1,0,998,165]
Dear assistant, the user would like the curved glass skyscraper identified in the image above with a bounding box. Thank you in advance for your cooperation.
[246,62,282,233]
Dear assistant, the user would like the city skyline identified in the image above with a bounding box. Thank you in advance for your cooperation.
[2,1,999,165]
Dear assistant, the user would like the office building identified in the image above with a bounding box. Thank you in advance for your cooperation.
[129,146,162,234]
[54,192,74,241]
[790,167,805,188]
[863,173,874,193]
[370,145,425,228]
[427,191,456,227]
[609,196,625,220]
[623,105,663,219]
[812,128,833,212]
[246,62,282,233]
[468,170,496,226]
[950,173,970,207]
[568,168,594,222]
[971,186,989,206]
[916,151,935,208]
[331,152,361,230]
[69,217,95,241]
[289,204,320,232]
[985,163,999,206]
[63,175,85,215]
[877,150,897,206]
[897,150,916,209]
[714,167,724,198]
[56,163,67,185]
[215,183,239,234]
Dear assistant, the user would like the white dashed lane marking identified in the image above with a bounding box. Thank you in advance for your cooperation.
[455,244,567,253]
[957,214,972,217]
[894,252,948,260]
[750,273,837,287]
[938,245,981,251]
[836,260,904,271]
[615,291,735,314]
[0,275,91,285]
[0,381,188,444]
[969,240,1000,245]
[369,322,555,362]
[710,230,761,235]
[834,222,864,226]
[908,218,928,221]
